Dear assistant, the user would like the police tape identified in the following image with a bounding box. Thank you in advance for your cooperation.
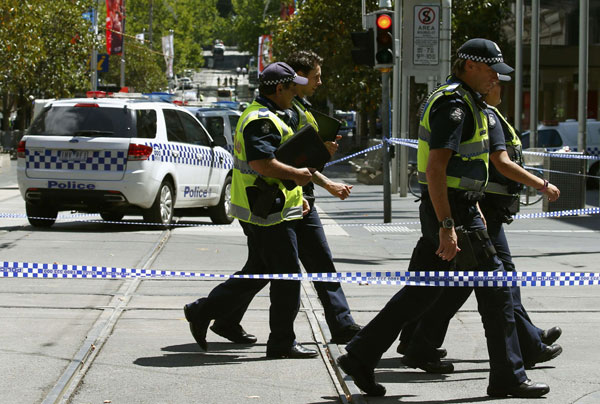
[324,143,384,167]
[524,165,600,180]
[1,261,599,287]
[1,206,599,227]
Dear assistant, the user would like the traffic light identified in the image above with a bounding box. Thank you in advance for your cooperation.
[374,11,394,67]
[350,29,374,67]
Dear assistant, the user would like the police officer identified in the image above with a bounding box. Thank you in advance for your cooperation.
[211,51,362,344]
[337,38,549,398]
[484,79,563,367]
[183,62,318,359]
[397,78,564,372]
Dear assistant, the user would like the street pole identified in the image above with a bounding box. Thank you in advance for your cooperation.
[91,2,99,91]
[382,69,392,223]
[514,0,523,132]
[120,0,126,89]
[578,0,589,206]
[530,0,540,147]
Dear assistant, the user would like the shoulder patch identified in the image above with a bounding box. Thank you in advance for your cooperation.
[261,121,272,134]
[488,112,497,129]
[449,107,464,123]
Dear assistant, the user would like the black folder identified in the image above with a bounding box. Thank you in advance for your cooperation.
[309,108,342,142]
[275,124,331,190]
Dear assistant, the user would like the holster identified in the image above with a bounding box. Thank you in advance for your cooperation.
[455,226,497,270]
[251,177,280,219]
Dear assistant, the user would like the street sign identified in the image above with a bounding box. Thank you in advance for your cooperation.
[402,0,444,79]
[97,54,109,72]
[413,5,439,65]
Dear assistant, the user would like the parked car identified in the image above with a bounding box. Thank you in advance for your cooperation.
[185,107,241,155]
[334,110,357,136]
[520,119,600,186]
[177,77,193,90]
[17,96,234,227]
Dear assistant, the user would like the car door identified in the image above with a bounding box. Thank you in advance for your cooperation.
[163,109,209,207]
[176,110,222,205]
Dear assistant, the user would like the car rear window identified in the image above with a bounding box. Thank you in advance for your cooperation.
[538,129,563,148]
[28,105,157,139]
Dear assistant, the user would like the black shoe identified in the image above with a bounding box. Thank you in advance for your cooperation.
[336,353,386,397]
[210,323,257,344]
[487,379,550,398]
[400,355,454,374]
[266,343,318,359]
[331,324,362,344]
[397,341,447,359]
[541,326,562,345]
[525,344,563,369]
[183,302,209,351]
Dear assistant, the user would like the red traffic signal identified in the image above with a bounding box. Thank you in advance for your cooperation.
[375,11,394,66]
[376,14,392,30]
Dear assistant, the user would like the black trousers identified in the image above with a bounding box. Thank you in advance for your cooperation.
[345,192,527,388]
[213,204,355,337]
[185,220,302,353]
[400,196,547,365]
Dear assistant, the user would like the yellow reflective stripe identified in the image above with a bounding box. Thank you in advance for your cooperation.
[233,156,259,175]
[417,171,486,192]
[485,181,511,195]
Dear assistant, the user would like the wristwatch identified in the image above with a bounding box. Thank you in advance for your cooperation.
[439,217,455,229]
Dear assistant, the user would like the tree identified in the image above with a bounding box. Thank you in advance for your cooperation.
[270,0,382,145]
[0,0,95,130]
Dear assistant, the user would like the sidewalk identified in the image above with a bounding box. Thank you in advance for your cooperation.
[1,162,600,403]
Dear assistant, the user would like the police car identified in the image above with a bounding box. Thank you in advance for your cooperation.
[16,95,234,227]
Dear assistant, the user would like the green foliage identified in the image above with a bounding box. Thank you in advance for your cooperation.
[452,0,513,64]
[0,0,95,98]
[271,0,382,113]
[0,0,96,129]
[229,0,280,54]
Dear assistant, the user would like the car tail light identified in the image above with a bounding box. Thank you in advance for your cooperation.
[86,91,107,98]
[17,140,26,158]
[74,103,100,107]
[127,143,153,161]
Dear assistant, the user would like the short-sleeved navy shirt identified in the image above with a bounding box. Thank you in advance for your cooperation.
[427,79,484,152]
[243,95,292,162]
[487,109,513,185]
[487,109,507,154]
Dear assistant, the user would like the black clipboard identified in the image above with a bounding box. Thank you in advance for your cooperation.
[309,108,342,142]
[275,124,331,190]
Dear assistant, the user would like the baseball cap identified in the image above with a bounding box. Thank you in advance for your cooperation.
[259,62,309,86]
[457,38,514,74]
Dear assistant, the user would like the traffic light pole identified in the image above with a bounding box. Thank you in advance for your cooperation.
[381,69,392,223]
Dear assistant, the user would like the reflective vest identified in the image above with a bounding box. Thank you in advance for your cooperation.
[417,82,489,191]
[230,100,303,226]
[485,106,525,196]
[292,98,319,131]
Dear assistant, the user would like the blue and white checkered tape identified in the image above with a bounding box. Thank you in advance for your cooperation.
[146,142,233,170]
[26,149,127,171]
[1,261,599,287]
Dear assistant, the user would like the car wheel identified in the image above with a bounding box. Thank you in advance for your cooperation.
[143,180,174,227]
[100,212,124,222]
[209,175,234,224]
[26,203,57,228]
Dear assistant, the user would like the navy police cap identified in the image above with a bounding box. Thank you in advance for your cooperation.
[259,62,309,86]
[457,38,514,75]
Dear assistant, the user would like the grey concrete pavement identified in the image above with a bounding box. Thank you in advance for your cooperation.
[1,159,599,403]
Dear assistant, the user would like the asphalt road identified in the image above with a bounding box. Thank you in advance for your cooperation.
[1,158,599,404]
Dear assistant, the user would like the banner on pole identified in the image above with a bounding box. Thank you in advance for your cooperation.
[105,0,124,55]
[162,33,174,79]
[258,35,272,73]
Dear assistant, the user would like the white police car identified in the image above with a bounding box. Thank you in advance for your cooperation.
[17,96,234,227]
